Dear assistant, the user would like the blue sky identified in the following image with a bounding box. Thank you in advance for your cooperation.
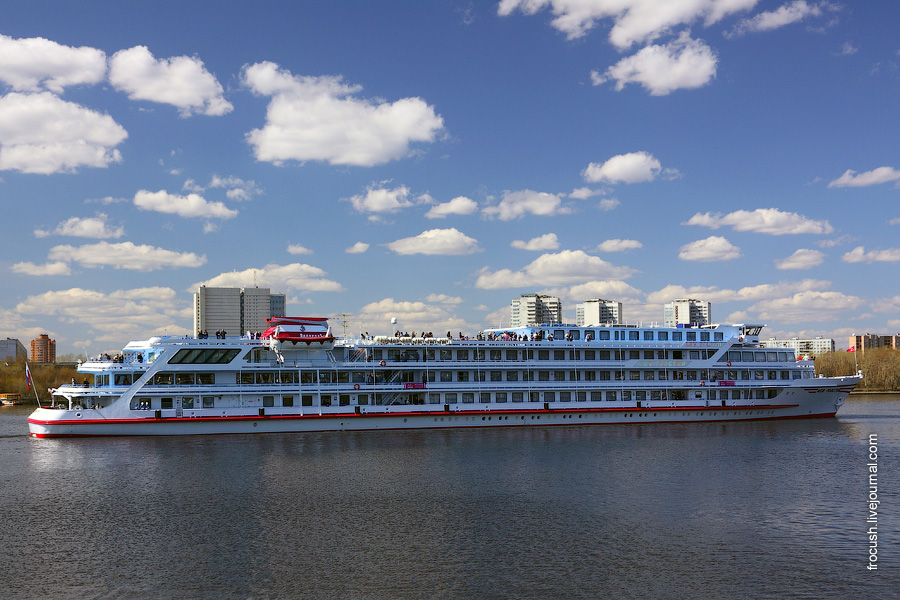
[1,0,898,354]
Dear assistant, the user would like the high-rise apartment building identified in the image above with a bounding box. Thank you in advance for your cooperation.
[0,338,27,361]
[30,334,56,363]
[760,337,834,358]
[664,299,711,327]
[510,294,562,327]
[575,299,623,326]
[848,333,900,354]
[193,286,286,336]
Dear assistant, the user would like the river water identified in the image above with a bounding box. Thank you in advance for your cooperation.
[0,394,896,599]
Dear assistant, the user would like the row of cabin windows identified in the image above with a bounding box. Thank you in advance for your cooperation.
[102,372,214,386]
[722,351,796,363]
[378,348,725,362]
[534,329,725,342]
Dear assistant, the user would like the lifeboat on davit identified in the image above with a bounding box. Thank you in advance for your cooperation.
[261,317,334,349]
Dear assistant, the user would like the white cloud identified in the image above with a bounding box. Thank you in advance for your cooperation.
[482,189,571,220]
[828,166,900,188]
[842,246,900,263]
[890,218,900,226]
[10,261,71,276]
[566,280,644,302]
[242,61,443,167]
[348,184,415,214]
[498,0,756,48]
[109,46,232,117]
[596,32,718,95]
[133,189,238,220]
[208,175,263,201]
[569,187,607,199]
[34,214,124,239]
[595,238,642,252]
[0,92,127,174]
[598,198,621,211]
[47,241,206,271]
[346,242,370,254]
[775,248,825,270]
[357,297,474,335]
[646,279,831,305]
[837,42,858,56]
[747,290,864,323]
[425,196,478,218]
[0,34,107,93]
[287,244,313,255]
[728,1,828,37]
[582,151,668,184]
[685,208,833,235]
[511,233,559,251]
[424,293,464,304]
[678,236,741,261]
[386,228,482,255]
[191,263,343,293]
[475,250,637,289]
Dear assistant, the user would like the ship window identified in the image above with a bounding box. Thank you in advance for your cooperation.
[302,395,313,406]
[496,392,508,403]
[658,332,668,341]
[538,350,550,360]
[182,396,194,409]
[506,371,519,381]
[202,396,215,408]
[554,350,565,360]
[689,351,700,360]
[337,372,350,384]
[554,371,565,381]
[457,349,469,360]
[622,391,632,401]
[658,371,667,380]
[357,394,369,405]
[238,373,254,385]
[462,393,475,403]
[560,392,571,402]
[263,396,275,407]
[339,395,350,406]
[168,348,240,364]
[768,371,777,380]
[599,350,611,360]
[577,391,586,402]
[490,371,502,381]
[428,393,440,404]
[554,330,565,339]
[728,370,737,380]
[714,332,723,341]
[636,391,646,401]
[584,371,596,381]
[114,373,133,386]
[644,371,655,380]
[282,395,294,407]
[475,371,486,382]
[512,392,524,403]
[598,330,610,340]
[388,350,401,361]
[643,331,654,341]
[686,332,696,341]
[154,373,174,385]
[605,391,616,401]
[506,350,518,360]
[781,371,790,380]
[599,371,611,380]
[197,373,215,385]
[687,371,697,380]
[755,370,764,380]
[628,331,639,341]
[175,373,195,385]
[539,371,550,381]
[457,371,470,382]
[700,332,710,341]
[742,352,754,362]
[425,349,435,361]
[440,349,452,361]
[480,393,490,404]
[440,371,452,382]
[161,397,173,409]
[300,372,317,384]
[672,331,683,341]
[571,330,581,340]
[490,349,502,361]
[545,392,556,402]
[281,371,297,384]
[644,351,654,359]
[319,372,333,384]
[445,393,458,404]
[755,352,766,361]
[630,350,640,360]
[629,371,640,380]
[584,350,596,360]
[321,395,332,407]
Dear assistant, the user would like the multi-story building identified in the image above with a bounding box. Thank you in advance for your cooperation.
[30,334,56,363]
[575,299,623,326]
[664,299,711,327]
[193,286,286,336]
[0,338,27,361]
[760,337,834,358]
[510,294,562,327]
[848,333,900,354]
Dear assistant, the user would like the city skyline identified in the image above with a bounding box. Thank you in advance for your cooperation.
[2,1,899,354]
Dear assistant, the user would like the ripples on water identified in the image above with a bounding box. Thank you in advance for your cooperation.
[1,395,896,599]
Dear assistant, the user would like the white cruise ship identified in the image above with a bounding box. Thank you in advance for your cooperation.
[28,317,861,437]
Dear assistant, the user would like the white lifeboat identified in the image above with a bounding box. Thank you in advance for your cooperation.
[261,317,334,347]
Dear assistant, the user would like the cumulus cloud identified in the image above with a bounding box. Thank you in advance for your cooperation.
[357,297,474,334]
[386,228,482,255]
[582,151,672,184]
[0,92,127,174]
[0,34,107,93]
[842,246,900,263]
[684,208,833,235]
[498,0,755,48]
[348,184,416,214]
[598,198,621,211]
[191,263,343,293]
[424,293,464,304]
[34,214,124,239]
[475,250,637,289]
[595,238,642,252]
[511,233,559,251]
[482,189,571,220]
[109,46,232,117]
[10,261,71,276]
[727,1,831,37]
[566,280,644,302]
[678,236,741,261]
[747,290,864,323]
[828,166,900,188]
[425,196,478,218]
[208,175,263,201]
[242,61,443,167]
[287,244,313,255]
[594,32,718,95]
[133,189,238,220]
[775,248,825,270]
[47,241,206,271]
[646,279,831,305]
[346,242,370,254]
[569,187,607,199]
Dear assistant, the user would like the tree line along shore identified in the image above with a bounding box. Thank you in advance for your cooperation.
[1,351,898,406]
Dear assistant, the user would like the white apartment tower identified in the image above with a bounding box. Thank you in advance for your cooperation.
[575,299,623,326]
[194,286,286,336]
[510,294,562,327]
[664,298,712,327]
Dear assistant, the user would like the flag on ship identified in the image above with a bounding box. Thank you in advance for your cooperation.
[25,363,33,390]
[847,346,856,352]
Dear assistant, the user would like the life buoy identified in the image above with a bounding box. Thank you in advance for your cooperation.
[379,360,386,367]
[726,361,732,367]
[700,381,705,387]
[354,383,360,390]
